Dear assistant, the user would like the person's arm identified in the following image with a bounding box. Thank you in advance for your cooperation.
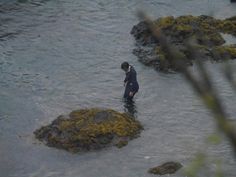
[124,71,131,85]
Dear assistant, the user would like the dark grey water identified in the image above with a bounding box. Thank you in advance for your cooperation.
[1,0,236,177]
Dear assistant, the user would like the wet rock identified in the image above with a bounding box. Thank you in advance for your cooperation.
[132,47,160,69]
[212,45,236,60]
[93,110,112,123]
[115,139,128,148]
[34,108,143,153]
[131,15,236,71]
[226,16,236,22]
[148,161,183,175]
[131,21,158,46]
[17,0,28,3]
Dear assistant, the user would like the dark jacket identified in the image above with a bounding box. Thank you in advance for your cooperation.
[124,66,139,98]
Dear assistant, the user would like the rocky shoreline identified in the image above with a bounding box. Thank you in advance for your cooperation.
[131,15,236,71]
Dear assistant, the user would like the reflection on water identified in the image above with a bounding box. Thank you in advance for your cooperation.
[123,99,137,117]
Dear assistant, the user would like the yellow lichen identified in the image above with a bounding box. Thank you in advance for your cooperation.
[154,15,236,38]
[58,120,75,131]
[213,45,236,59]
[156,16,174,29]
[77,111,141,138]
[176,15,198,24]
[216,20,236,35]
[132,15,236,71]
[155,46,170,70]
[174,24,193,33]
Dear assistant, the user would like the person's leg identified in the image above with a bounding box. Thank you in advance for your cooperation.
[124,90,134,102]
[123,99,137,117]
[127,95,134,102]
[123,90,138,117]
[123,87,131,99]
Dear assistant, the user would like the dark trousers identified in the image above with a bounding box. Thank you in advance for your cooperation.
[123,87,138,101]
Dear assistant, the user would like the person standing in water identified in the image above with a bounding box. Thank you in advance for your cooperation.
[121,62,139,102]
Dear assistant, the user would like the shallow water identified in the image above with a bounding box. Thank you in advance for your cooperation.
[0,0,236,177]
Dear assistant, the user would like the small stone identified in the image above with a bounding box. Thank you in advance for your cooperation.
[148,161,183,175]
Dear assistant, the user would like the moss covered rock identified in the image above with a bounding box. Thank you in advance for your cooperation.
[131,15,236,71]
[212,45,236,60]
[148,162,183,175]
[34,108,143,152]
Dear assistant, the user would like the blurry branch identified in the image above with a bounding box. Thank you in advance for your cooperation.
[223,61,236,92]
[184,153,206,177]
[137,11,236,158]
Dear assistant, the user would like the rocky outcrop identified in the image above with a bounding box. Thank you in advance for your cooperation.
[34,108,143,153]
[131,15,236,71]
[148,161,183,175]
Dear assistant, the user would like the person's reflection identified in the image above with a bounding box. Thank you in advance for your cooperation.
[123,99,137,118]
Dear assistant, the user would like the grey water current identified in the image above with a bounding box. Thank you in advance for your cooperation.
[1,0,236,177]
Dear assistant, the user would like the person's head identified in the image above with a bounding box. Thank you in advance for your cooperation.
[121,62,129,72]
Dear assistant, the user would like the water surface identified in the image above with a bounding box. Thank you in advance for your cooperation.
[0,0,236,177]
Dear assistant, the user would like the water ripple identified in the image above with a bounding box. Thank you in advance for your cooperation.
[1,0,236,177]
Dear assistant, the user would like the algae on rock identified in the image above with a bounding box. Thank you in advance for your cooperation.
[34,108,143,153]
[131,15,236,71]
[148,162,183,175]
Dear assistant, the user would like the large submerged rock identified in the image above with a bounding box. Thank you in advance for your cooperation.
[131,15,236,71]
[34,108,143,152]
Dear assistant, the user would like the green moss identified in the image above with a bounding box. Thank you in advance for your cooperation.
[216,20,236,35]
[176,15,198,24]
[58,120,75,131]
[115,140,128,148]
[189,32,224,47]
[174,24,193,33]
[132,15,236,71]
[79,111,141,137]
[148,162,183,175]
[154,15,235,40]
[155,15,236,37]
[210,33,223,42]
[155,46,170,71]
[225,16,236,22]
[157,15,236,39]
[213,45,236,59]
[198,17,220,32]
[156,16,174,29]
[153,15,236,68]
